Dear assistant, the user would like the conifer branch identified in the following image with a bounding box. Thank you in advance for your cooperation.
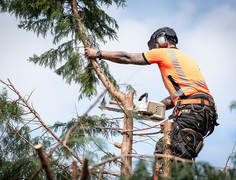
[3,79,83,164]
[89,125,122,133]
[69,0,126,103]
[1,112,33,147]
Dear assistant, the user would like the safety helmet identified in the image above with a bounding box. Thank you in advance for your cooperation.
[147,27,178,50]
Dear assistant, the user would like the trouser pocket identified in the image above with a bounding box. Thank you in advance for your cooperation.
[180,128,204,157]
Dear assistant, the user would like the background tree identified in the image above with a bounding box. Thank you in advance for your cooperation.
[0,0,138,177]
[0,80,123,179]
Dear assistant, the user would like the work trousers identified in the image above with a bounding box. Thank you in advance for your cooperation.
[154,104,214,160]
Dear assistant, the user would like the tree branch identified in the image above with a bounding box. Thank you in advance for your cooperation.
[1,112,34,147]
[3,79,83,164]
[122,118,169,133]
[93,153,194,169]
[223,142,236,173]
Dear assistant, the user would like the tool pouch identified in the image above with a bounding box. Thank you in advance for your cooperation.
[180,128,204,157]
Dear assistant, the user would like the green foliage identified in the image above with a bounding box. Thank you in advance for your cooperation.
[0,88,23,122]
[0,89,40,179]
[51,114,120,157]
[126,159,152,180]
[52,114,119,138]
[0,0,128,100]
[0,88,124,179]
[122,157,236,180]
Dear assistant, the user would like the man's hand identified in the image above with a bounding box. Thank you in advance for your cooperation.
[161,96,174,110]
[85,47,98,59]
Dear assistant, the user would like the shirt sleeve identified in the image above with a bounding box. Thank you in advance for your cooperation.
[143,49,168,65]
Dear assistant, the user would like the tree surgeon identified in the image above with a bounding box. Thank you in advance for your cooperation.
[85,27,218,162]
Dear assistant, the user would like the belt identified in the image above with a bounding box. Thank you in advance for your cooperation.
[178,98,211,106]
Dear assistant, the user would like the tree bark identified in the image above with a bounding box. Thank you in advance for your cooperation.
[72,161,78,180]
[34,144,55,180]
[121,91,134,176]
[162,121,173,178]
[80,159,89,180]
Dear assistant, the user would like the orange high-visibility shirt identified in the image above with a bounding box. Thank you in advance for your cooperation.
[143,48,212,104]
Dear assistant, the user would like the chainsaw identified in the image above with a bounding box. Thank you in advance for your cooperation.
[134,93,166,121]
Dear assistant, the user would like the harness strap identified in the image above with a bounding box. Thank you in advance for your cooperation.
[178,98,211,106]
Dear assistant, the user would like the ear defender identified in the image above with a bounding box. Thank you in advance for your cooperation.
[148,27,178,50]
[156,32,168,48]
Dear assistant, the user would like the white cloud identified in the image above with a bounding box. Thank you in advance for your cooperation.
[181,4,236,103]
[0,14,82,125]
[1,1,236,168]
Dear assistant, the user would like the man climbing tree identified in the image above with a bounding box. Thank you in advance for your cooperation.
[85,26,219,165]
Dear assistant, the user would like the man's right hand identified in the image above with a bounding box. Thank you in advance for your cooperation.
[85,47,98,59]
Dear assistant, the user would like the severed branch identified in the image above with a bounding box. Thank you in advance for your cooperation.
[34,144,55,180]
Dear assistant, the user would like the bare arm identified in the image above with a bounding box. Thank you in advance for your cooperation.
[161,96,174,110]
[85,47,149,65]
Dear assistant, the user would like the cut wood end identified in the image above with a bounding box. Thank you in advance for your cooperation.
[33,144,42,149]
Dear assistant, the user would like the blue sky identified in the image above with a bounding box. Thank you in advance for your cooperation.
[0,0,235,168]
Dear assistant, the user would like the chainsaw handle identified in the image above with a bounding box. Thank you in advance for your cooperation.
[138,93,148,102]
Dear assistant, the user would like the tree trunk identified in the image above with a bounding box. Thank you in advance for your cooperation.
[69,0,134,176]
[121,91,134,176]
[72,161,78,180]
[162,121,173,178]
[34,144,55,180]
[80,159,89,180]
